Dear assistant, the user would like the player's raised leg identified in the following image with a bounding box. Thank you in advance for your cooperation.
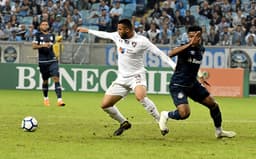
[159,104,190,136]
[102,94,131,136]
[134,85,160,122]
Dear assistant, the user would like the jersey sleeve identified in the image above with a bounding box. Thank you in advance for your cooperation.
[88,29,115,41]
[32,33,39,44]
[145,38,176,69]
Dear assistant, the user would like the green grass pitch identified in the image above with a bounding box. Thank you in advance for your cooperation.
[0,90,255,159]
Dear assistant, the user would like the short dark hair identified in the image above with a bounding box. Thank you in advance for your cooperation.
[118,19,133,30]
[40,20,49,25]
[187,26,202,33]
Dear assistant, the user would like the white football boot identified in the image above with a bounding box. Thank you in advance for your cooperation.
[159,111,169,136]
[215,129,236,138]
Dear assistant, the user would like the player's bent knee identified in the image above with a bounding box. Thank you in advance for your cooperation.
[179,112,190,120]
[180,113,190,120]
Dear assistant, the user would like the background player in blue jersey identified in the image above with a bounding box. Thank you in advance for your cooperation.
[159,26,236,138]
[32,20,65,107]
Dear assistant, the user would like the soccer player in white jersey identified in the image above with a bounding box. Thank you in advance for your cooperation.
[77,19,176,136]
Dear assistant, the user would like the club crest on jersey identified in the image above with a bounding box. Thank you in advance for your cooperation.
[124,39,129,44]
[132,42,137,47]
[177,92,184,99]
[118,47,125,54]
[190,50,195,55]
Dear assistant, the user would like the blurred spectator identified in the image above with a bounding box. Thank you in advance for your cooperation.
[219,25,232,46]
[80,0,91,10]
[217,17,230,33]
[184,10,195,27]
[211,3,222,17]
[11,0,21,15]
[175,0,186,17]
[201,25,209,45]
[150,3,162,19]
[221,0,231,14]
[25,25,37,41]
[173,10,185,27]
[136,24,147,37]
[231,0,242,11]
[139,16,150,31]
[53,1,64,15]
[159,23,172,44]
[110,1,123,31]
[98,9,111,31]
[63,0,74,17]
[32,16,40,31]
[245,33,256,46]
[162,1,174,18]
[207,26,219,45]
[170,28,183,45]
[232,9,244,27]
[65,14,75,30]
[199,1,212,19]
[72,8,82,24]
[231,24,246,45]
[9,15,20,28]
[51,14,63,34]
[16,24,27,41]
[99,0,110,12]
[59,24,70,41]
[1,0,12,15]
[19,0,31,17]
[46,0,55,13]
[147,22,160,44]
[245,9,256,33]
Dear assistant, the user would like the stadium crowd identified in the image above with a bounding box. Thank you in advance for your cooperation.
[0,0,255,46]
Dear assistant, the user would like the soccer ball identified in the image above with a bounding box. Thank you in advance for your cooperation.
[21,116,38,132]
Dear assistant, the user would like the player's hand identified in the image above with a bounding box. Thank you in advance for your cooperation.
[41,42,52,48]
[190,31,201,45]
[77,27,88,33]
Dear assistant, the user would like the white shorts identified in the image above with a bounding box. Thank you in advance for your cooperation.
[105,73,147,97]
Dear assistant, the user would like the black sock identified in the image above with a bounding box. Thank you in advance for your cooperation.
[42,83,48,98]
[55,82,62,99]
[210,104,222,128]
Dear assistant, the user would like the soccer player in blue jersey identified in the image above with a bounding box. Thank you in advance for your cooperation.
[32,20,65,107]
[159,26,236,138]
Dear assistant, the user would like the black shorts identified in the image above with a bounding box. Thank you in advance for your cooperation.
[39,61,59,80]
[169,81,210,106]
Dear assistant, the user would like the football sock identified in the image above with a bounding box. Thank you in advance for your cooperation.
[140,97,160,121]
[168,110,182,120]
[57,98,63,102]
[55,82,62,98]
[209,104,222,128]
[42,83,48,98]
[103,106,127,124]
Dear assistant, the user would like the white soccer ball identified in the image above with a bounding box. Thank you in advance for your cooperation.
[21,116,38,132]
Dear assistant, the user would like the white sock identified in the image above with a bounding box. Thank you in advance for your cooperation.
[216,127,223,134]
[140,97,160,122]
[103,106,127,124]
[57,98,62,102]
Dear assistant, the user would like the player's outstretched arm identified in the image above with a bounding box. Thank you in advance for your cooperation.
[77,27,114,40]
[146,39,176,69]
[77,27,89,33]
[169,31,201,57]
